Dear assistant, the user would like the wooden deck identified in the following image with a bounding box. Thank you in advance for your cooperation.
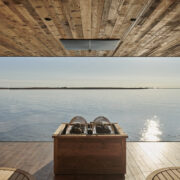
[0,142,179,180]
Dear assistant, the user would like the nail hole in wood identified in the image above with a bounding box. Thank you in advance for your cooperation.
[130,18,136,21]
[44,17,52,21]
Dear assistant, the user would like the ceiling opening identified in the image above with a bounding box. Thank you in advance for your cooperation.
[60,39,120,50]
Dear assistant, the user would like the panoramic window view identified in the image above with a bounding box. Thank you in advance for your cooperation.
[0,57,180,142]
[0,0,180,180]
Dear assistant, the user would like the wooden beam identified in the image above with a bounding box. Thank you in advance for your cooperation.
[80,0,92,39]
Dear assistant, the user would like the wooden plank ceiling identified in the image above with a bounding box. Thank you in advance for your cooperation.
[0,0,179,57]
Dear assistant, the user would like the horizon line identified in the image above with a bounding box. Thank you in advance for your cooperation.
[0,87,180,90]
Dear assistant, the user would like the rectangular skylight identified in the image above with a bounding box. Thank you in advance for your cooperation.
[60,39,120,50]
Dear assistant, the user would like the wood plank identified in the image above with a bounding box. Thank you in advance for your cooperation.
[138,143,174,167]
[114,123,128,137]
[172,169,180,178]
[0,1,38,56]
[166,170,179,180]
[0,168,35,180]
[0,170,14,179]
[52,123,66,137]
[154,176,159,180]
[135,1,180,56]
[52,0,73,38]
[8,171,19,180]
[60,0,83,39]
[115,0,178,56]
[45,0,72,38]
[91,0,102,39]
[98,0,112,38]
[80,0,91,39]
[0,0,61,56]
[16,174,25,180]
[161,171,173,180]
[29,0,68,56]
[126,148,145,180]
[104,0,120,37]
[12,3,56,56]
[20,0,65,56]
[157,173,166,180]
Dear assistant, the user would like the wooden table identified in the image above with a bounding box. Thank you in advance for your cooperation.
[0,167,35,180]
[146,167,180,180]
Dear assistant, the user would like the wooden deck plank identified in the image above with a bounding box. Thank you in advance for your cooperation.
[0,142,179,180]
[127,148,145,180]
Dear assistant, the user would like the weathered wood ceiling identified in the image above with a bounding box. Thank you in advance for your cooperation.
[0,0,179,57]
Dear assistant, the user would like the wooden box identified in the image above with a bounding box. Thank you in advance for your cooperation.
[52,123,128,175]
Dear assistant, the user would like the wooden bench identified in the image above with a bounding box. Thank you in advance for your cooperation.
[0,167,35,180]
[146,167,180,180]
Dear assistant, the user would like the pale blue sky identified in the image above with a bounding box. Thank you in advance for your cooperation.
[0,57,180,88]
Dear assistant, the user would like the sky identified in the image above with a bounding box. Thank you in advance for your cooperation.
[0,57,180,88]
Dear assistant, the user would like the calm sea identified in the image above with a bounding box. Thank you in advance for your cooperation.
[0,89,179,141]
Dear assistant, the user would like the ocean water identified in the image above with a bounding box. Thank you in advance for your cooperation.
[0,89,179,141]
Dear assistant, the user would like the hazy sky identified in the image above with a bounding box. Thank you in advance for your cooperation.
[0,57,180,88]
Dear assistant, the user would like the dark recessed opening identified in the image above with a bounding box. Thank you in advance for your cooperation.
[130,18,136,22]
[60,39,120,50]
[44,17,52,21]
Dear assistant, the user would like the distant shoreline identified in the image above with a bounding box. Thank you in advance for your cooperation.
[0,87,151,90]
[0,87,179,90]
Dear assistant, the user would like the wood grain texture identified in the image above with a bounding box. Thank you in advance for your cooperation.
[53,123,127,175]
[146,167,180,180]
[54,137,127,175]
[52,123,66,137]
[0,167,35,180]
[0,142,180,180]
[0,0,179,56]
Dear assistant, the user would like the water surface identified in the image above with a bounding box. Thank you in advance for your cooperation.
[0,89,179,141]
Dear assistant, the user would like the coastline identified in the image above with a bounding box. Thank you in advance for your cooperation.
[0,87,150,90]
[0,87,179,90]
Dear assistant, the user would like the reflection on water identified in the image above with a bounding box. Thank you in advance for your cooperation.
[140,115,162,141]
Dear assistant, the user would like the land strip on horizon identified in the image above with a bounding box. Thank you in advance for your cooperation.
[0,87,151,90]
